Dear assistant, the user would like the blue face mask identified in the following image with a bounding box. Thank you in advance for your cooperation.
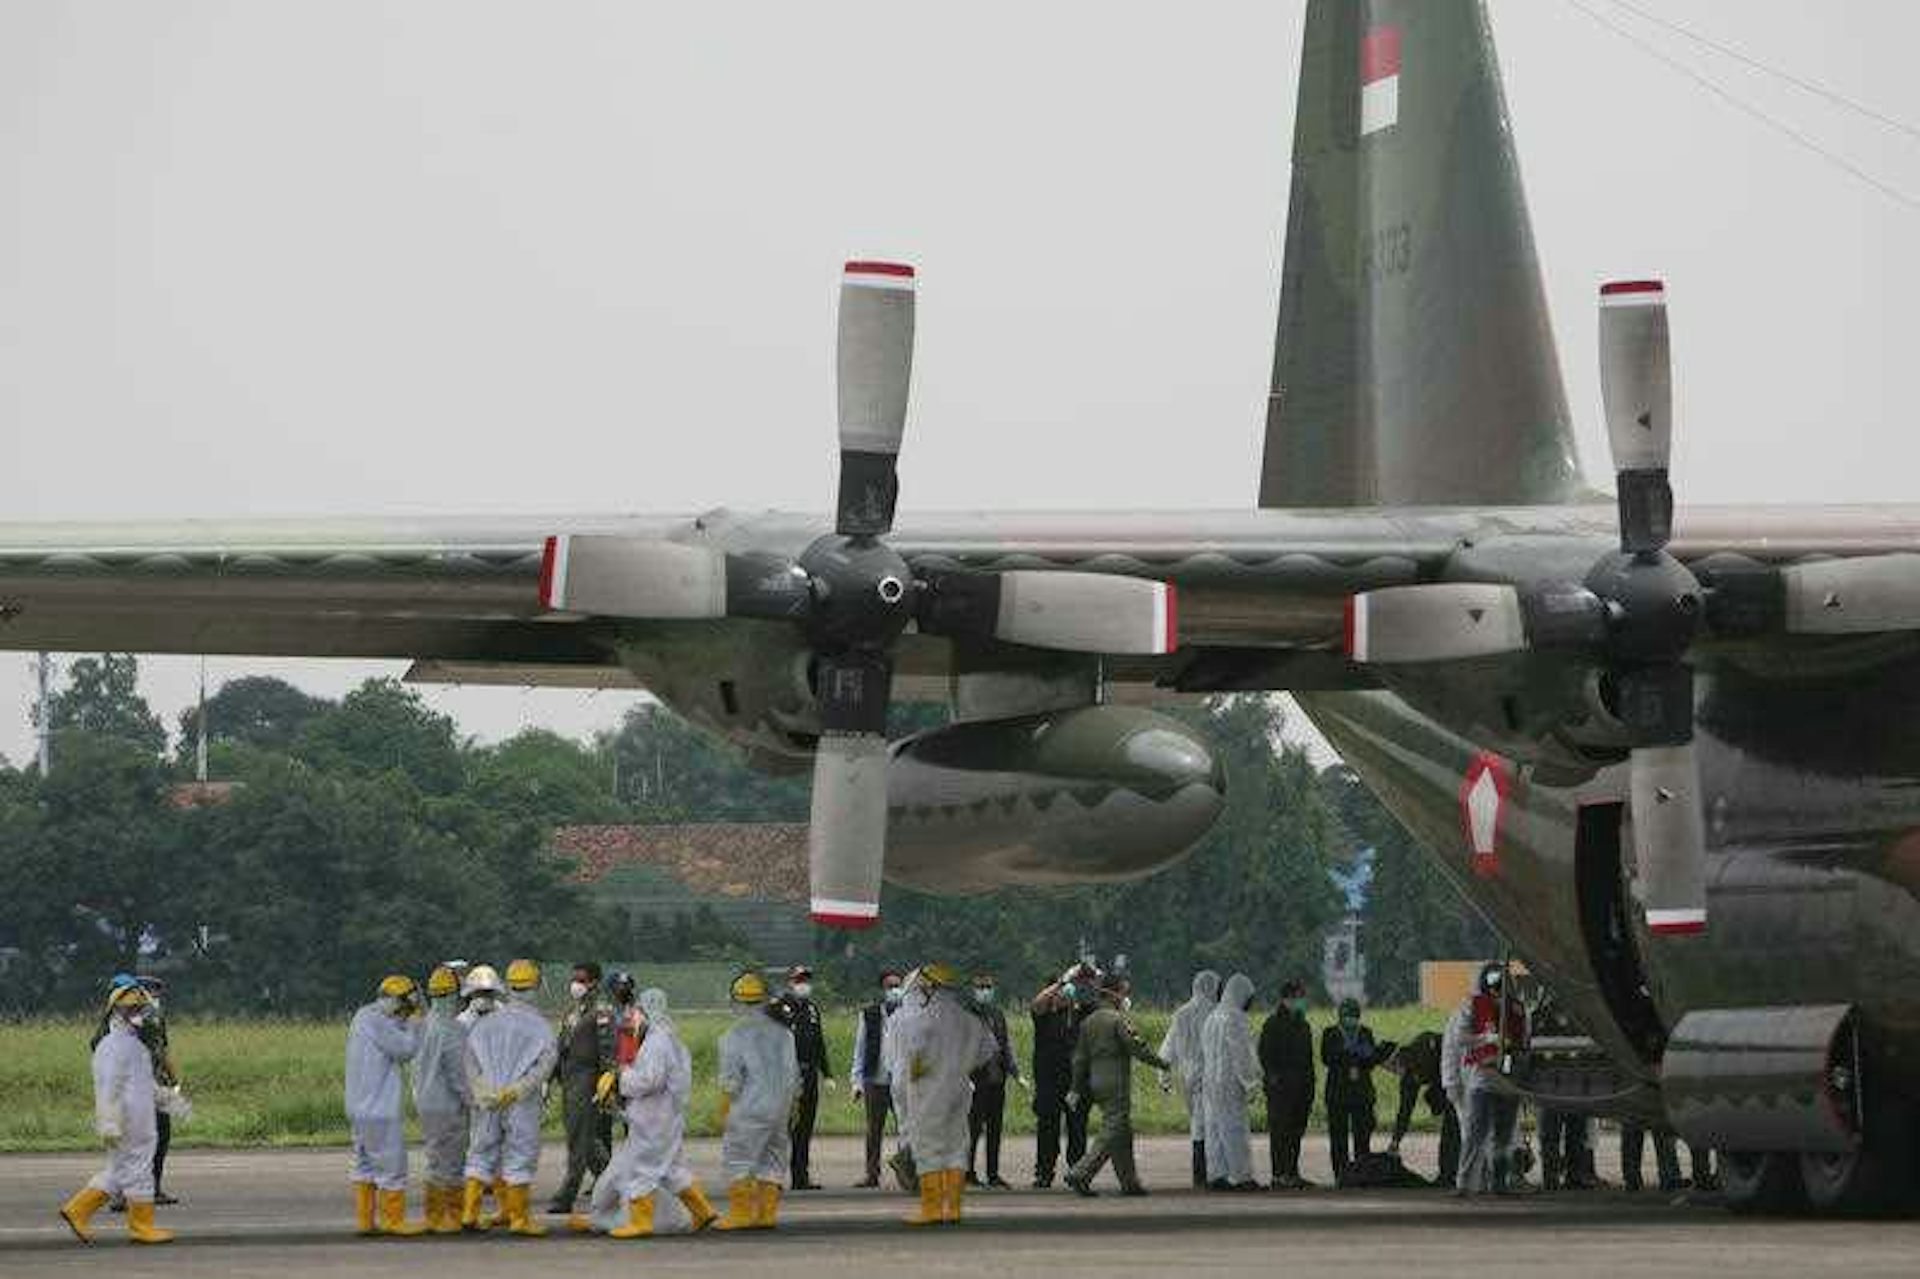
[1289,997,1309,1016]
[1061,983,1078,1002]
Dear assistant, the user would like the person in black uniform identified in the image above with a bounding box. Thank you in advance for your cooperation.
[548,961,617,1213]
[778,964,833,1191]
[850,969,904,1188]
[1320,997,1385,1185]
[1029,963,1096,1188]
[1258,978,1316,1189]
[967,971,1022,1188]
[1385,1030,1460,1187]
[1620,1121,1686,1193]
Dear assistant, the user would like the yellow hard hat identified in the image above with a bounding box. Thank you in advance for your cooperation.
[730,971,769,1004]
[921,962,961,989]
[379,974,418,1000]
[427,965,460,998]
[505,958,541,992]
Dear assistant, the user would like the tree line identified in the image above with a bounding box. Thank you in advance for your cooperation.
[0,656,1493,1016]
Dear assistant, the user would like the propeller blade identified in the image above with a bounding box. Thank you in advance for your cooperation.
[539,535,726,618]
[1599,279,1673,555]
[1780,553,1920,634]
[917,570,1178,655]
[1344,583,1526,664]
[835,261,916,538]
[1629,742,1708,936]
[808,649,894,929]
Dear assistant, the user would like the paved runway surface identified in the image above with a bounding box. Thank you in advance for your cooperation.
[5,1136,1917,1278]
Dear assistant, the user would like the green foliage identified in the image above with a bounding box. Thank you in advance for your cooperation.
[44,653,166,756]
[177,674,331,756]
[600,704,809,821]
[293,679,467,795]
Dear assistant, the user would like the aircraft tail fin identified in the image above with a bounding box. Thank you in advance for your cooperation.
[1258,0,1583,508]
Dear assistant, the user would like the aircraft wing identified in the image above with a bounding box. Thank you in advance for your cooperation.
[5,503,1920,690]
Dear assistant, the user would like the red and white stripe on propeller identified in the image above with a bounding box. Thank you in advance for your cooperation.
[538,535,727,618]
[1344,582,1527,664]
[993,573,1179,656]
[835,261,916,539]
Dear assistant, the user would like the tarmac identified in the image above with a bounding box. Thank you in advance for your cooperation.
[3,1135,1917,1278]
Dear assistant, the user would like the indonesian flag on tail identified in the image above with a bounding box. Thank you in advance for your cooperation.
[1360,25,1402,138]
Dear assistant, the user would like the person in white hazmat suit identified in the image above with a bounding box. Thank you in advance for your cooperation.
[59,983,174,1245]
[715,970,801,1230]
[1157,969,1220,1189]
[573,988,721,1238]
[1200,973,1263,1190]
[463,959,558,1236]
[413,964,470,1235]
[895,963,996,1226]
[882,966,926,1190]
[345,974,426,1236]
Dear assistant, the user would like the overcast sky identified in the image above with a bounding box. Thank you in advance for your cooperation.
[3,1,1918,765]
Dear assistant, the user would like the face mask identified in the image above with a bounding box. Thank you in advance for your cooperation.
[1290,997,1309,1015]
[1340,1015,1359,1028]
[569,980,589,1000]
[883,986,903,1005]
[791,982,812,999]
[1121,996,1133,1011]
[1061,983,1078,1002]
[126,1010,149,1029]
[973,987,994,1004]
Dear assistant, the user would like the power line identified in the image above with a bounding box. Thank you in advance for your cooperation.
[1563,0,1920,215]
[1602,0,1920,145]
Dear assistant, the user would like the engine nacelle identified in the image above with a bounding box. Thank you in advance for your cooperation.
[884,705,1226,894]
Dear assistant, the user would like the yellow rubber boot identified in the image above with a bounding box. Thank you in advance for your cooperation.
[755,1180,782,1229]
[566,1212,594,1234]
[944,1168,966,1223]
[905,1171,943,1226]
[678,1183,719,1232]
[126,1200,175,1245]
[59,1186,109,1243]
[713,1179,758,1231]
[505,1184,548,1237]
[354,1181,378,1235]
[379,1188,427,1237]
[433,1185,463,1234]
[609,1193,655,1239]
[460,1178,489,1231]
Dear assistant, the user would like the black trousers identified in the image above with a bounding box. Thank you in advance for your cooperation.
[1620,1123,1683,1190]
[1539,1109,1591,1186]
[153,1109,171,1193]
[1033,1092,1089,1180]
[555,1074,609,1201]
[861,1083,893,1182]
[1326,1098,1375,1184]
[1265,1086,1310,1181]
[968,1081,1007,1179]
[790,1073,821,1185]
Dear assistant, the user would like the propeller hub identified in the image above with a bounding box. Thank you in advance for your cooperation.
[1584,549,1702,665]
[797,534,917,650]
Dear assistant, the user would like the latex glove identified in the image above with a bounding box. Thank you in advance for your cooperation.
[822,1077,839,1093]
[1013,1076,1031,1093]
[593,1071,618,1108]
[1065,1091,1082,1111]
[496,1083,522,1108]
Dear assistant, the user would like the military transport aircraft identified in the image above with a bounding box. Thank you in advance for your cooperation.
[3,0,1917,1216]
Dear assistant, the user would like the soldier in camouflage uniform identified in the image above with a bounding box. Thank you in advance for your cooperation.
[546,962,617,1213]
[1063,978,1170,1197]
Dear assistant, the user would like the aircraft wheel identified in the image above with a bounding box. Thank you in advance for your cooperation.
[1799,1145,1913,1216]
[1719,1152,1804,1215]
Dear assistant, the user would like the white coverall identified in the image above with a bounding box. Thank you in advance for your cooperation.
[1158,970,1220,1141]
[894,985,996,1175]
[345,1000,421,1191]
[882,988,923,1156]
[412,999,470,1190]
[465,998,557,1187]
[1200,973,1261,1186]
[588,990,696,1233]
[717,1006,800,1185]
[89,1020,159,1200]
